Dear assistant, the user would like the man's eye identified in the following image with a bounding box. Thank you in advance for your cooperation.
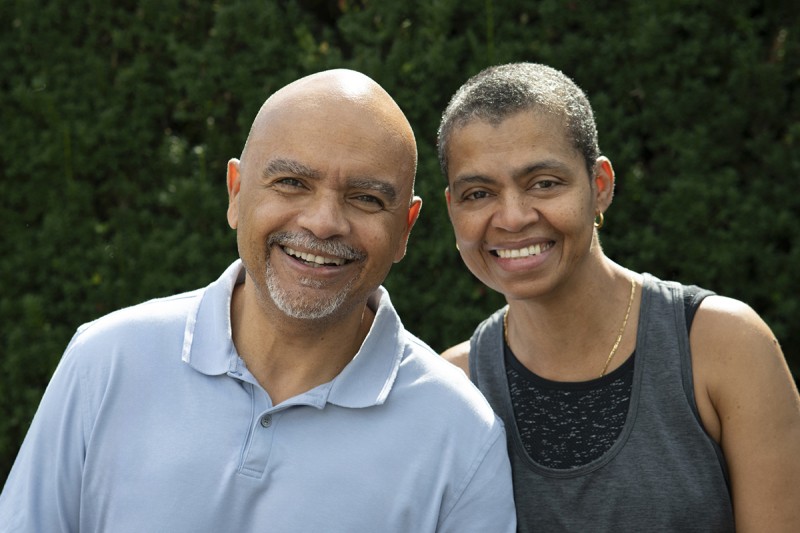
[276,177,304,188]
[353,195,384,208]
[532,179,557,189]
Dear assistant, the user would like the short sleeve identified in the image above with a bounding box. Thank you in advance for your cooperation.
[0,331,89,532]
[437,422,516,532]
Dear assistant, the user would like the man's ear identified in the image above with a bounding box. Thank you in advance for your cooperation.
[593,157,615,212]
[226,158,241,229]
[394,196,423,263]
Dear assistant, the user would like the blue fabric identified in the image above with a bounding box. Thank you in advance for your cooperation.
[0,261,515,533]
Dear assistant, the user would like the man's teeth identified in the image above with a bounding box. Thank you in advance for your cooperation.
[496,243,551,259]
[284,247,346,267]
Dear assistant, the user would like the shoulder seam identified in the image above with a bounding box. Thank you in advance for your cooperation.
[438,421,506,524]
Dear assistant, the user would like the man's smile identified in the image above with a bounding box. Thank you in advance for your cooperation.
[282,246,348,267]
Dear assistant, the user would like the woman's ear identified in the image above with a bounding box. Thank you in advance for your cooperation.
[593,157,615,211]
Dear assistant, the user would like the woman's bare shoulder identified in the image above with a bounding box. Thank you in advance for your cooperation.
[441,340,471,377]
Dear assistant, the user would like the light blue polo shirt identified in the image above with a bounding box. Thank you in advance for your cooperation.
[0,261,515,532]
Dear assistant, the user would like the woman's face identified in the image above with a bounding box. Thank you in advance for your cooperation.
[445,110,610,301]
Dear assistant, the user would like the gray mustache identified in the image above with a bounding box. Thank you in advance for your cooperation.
[268,231,365,262]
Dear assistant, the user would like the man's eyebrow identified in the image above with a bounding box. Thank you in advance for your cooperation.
[263,158,320,179]
[262,159,400,204]
[348,177,398,204]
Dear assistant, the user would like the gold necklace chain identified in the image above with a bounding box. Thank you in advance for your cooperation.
[502,276,637,378]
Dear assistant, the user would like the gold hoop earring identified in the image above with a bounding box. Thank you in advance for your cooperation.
[594,212,605,229]
[456,242,460,251]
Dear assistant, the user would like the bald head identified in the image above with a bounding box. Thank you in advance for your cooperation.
[240,69,417,194]
[226,70,423,323]
[262,69,401,113]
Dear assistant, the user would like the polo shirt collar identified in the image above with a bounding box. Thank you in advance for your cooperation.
[182,260,404,409]
[181,260,242,376]
[326,286,403,408]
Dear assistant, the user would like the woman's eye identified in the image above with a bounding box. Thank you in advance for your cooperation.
[464,190,490,201]
[532,178,562,190]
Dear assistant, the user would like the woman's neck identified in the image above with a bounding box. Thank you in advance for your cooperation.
[505,260,640,381]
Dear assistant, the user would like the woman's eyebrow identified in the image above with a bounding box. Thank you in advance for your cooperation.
[452,159,573,188]
[513,159,572,179]
[451,174,497,190]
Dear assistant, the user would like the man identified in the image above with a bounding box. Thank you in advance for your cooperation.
[439,62,800,531]
[0,69,516,532]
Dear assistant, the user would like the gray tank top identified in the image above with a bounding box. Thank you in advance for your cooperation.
[469,274,735,532]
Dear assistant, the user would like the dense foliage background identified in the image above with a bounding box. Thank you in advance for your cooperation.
[2,0,798,482]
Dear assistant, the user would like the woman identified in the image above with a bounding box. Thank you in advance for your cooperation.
[438,63,800,532]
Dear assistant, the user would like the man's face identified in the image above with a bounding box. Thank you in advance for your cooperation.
[445,110,601,301]
[228,98,419,322]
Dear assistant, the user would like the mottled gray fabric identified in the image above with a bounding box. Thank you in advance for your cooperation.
[470,274,735,532]
[506,350,634,469]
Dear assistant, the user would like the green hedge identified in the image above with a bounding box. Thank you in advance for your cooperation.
[2,0,798,482]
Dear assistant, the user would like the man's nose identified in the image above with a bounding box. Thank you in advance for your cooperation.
[296,193,351,240]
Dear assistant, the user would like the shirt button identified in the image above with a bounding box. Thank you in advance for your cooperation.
[260,414,272,428]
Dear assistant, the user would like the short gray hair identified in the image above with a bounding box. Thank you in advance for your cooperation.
[437,63,599,179]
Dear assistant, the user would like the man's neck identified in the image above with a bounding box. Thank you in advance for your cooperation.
[230,282,375,405]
